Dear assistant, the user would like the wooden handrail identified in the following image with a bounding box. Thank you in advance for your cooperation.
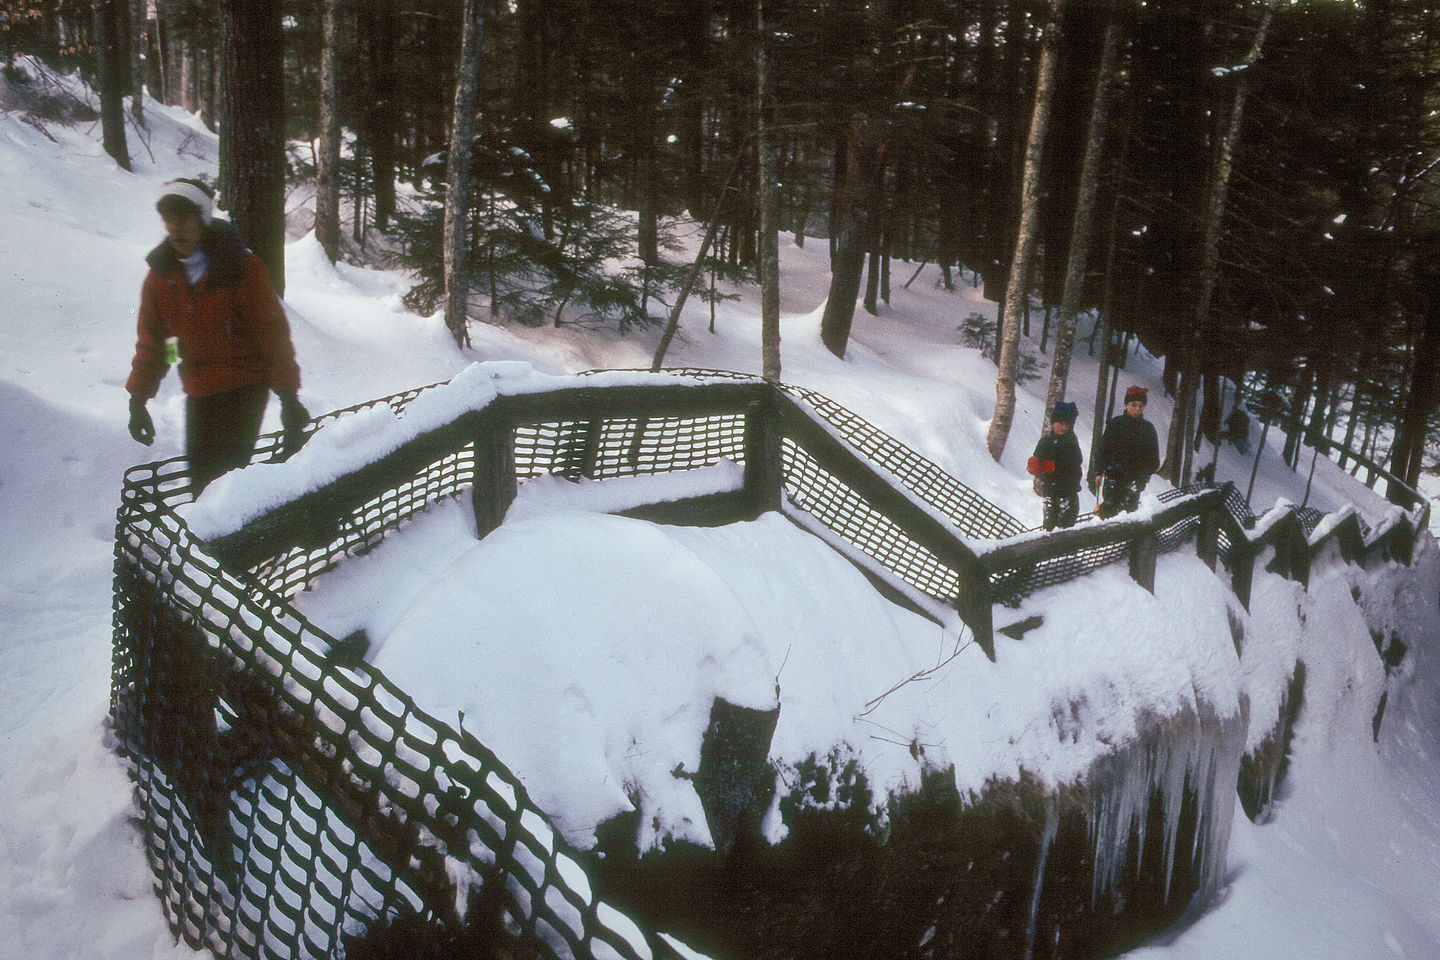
[1310,434,1431,520]
[976,488,1226,574]
[198,374,1426,664]
[774,393,984,574]
[206,381,769,566]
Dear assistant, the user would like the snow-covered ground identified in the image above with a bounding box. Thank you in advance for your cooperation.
[1,61,1438,959]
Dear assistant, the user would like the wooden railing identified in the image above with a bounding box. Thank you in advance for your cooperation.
[1310,433,1433,520]
[115,368,1432,960]
[201,372,1429,663]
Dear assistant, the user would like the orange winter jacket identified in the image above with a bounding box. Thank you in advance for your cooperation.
[127,221,301,401]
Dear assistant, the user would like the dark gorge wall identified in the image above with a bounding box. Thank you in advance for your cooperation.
[585,698,1249,960]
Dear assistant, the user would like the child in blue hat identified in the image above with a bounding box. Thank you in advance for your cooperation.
[1027,401,1083,529]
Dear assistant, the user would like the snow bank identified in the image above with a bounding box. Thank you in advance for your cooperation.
[294,477,1253,855]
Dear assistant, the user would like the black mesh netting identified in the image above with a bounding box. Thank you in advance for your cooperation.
[112,383,675,960]
[644,368,1029,541]
[112,370,1289,960]
[984,484,1251,607]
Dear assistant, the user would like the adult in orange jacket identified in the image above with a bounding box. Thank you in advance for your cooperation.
[126,179,308,491]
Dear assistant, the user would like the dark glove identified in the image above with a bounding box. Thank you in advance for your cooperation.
[128,397,154,446]
[278,392,311,456]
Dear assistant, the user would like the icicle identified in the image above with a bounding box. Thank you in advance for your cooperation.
[1086,701,1248,911]
[1023,796,1060,960]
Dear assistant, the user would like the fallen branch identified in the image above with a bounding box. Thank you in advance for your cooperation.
[857,629,972,718]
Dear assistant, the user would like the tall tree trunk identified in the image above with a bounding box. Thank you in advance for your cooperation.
[95,0,132,170]
[1283,366,1314,468]
[987,0,1065,462]
[652,155,745,370]
[360,0,396,231]
[315,0,342,261]
[819,113,878,358]
[636,103,659,268]
[1391,281,1440,499]
[123,0,144,123]
[757,0,780,382]
[1044,10,1123,425]
[1164,0,1278,485]
[863,236,882,315]
[678,0,710,219]
[180,37,196,113]
[443,0,484,348]
[222,0,286,294]
[148,0,167,105]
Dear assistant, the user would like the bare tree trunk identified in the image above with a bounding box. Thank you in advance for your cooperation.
[757,0,781,382]
[95,0,132,170]
[651,155,745,370]
[123,0,144,124]
[360,0,396,231]
[315,0,342,261]
[180,37,195,113]
[863,236,881,315]
[1391,297,1440,499]
[987,0,1065,462]
[1090,326,1114,477]
[443,0,484,348]
[149,0,168,105]
[1164,0,1278,485]
[819,113,878,358]
[1043,11,1123,425]
[222,0,286,294]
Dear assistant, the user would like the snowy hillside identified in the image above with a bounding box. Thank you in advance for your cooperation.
[2,60,1439,960]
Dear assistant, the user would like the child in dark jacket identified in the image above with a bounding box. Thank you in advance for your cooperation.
[1088,385,1161,518]
[1028,401,1083,530]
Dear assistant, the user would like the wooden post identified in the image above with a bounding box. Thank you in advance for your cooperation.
[580,420,603,478]
[1269,512,1307,586]
[1288,524,1312,588]
[1332,514,1365,569]
[743,387,785,518]
[1231,543,1255,609]
[957,564,996,661]
[473,425,516,538]
[1197,505,1220,571]
[1389,522,1416,566]
[1129,531,1158,593]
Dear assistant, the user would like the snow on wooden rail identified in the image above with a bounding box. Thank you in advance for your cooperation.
[186,367,1428,662]
[112,366,1429,960]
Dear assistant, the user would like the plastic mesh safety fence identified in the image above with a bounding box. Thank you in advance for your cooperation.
[512,414,748,482]
[986,539,1134,608]
[632,368,1029,541]
[781,438,964,602]
[986,485,1239,607]
[114,372,1281,960]
[113,469,672,960]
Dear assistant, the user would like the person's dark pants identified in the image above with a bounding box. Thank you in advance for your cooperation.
[186,382,270,492]
[1097,477,1145,519]
[1042,493,1079,530]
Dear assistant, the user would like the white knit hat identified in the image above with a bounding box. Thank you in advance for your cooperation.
[156,178,214,225]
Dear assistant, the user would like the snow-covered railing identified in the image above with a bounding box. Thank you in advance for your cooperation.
[111,462,684,960]
[1308,433,1432,522]
[111,368,1432,960]
[183,369,1430,659]
[193,370,1025,656]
